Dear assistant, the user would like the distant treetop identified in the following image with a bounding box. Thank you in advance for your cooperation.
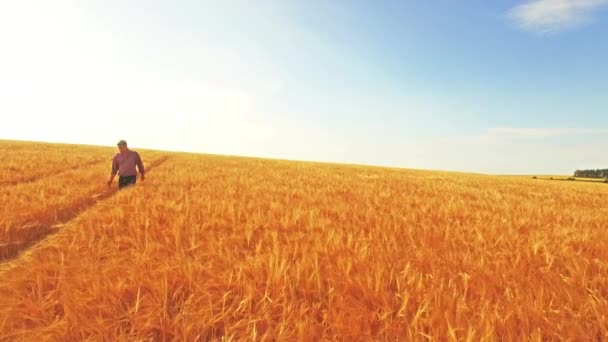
[574,169,608,178]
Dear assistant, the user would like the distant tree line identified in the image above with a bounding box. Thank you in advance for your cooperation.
[574,169,608,178]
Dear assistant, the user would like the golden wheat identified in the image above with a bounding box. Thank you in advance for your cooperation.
[0,141,607,340]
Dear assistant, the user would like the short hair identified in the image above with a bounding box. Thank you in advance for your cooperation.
[117,140,127,146]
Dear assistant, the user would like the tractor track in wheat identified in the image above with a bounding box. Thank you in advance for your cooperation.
[0,158,109,187]
[0,156,170,263]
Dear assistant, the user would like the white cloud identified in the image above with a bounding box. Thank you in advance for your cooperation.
[508,0,608,34]
[0,1,285,153]
[394,127,608,174]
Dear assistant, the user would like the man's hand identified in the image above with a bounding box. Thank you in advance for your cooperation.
[107,174,116,188]
[140,173,146,181]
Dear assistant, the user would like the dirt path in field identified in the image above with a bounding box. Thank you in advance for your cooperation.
[0,158,108,187]
[0,156,171,263]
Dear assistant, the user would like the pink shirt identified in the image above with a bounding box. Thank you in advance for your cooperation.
[111,150,144,176]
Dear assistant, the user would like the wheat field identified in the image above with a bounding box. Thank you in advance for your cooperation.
[0,140,607,341]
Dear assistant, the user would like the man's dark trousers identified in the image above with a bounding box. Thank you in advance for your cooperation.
[118,175,137,189]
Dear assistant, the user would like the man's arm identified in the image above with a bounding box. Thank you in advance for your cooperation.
[107,156,118,187]
[136,153,145,180]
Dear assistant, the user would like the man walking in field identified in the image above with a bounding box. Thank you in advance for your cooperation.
[107,140,145,189]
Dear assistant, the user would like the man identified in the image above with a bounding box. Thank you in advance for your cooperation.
[107,140,145,189]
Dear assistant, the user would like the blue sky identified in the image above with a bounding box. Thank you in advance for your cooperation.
[1,0,607,174]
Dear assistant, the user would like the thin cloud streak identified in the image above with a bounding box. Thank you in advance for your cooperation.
[487,127,608,138]
[508,0,608,34]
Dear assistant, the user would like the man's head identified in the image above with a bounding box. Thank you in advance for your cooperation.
[117,140,128,153]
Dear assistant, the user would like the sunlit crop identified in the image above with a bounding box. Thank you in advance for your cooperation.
[1,140,607,340]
